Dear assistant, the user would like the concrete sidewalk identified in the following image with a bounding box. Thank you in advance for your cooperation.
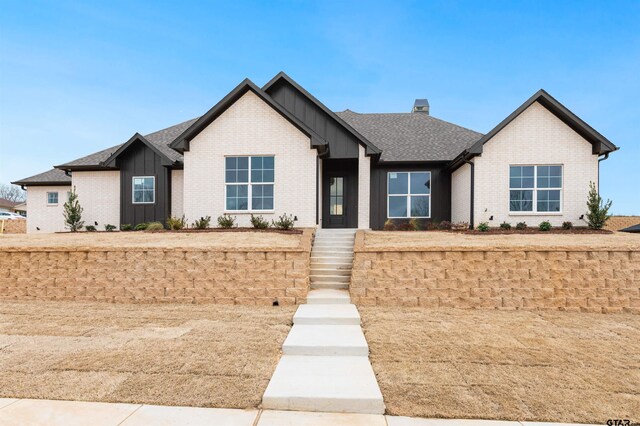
[0,398,600,426]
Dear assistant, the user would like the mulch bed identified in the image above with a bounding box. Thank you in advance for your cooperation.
[151,228,303,235]
[388,228,611,235]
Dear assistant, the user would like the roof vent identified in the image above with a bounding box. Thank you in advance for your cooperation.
[412,99,429,114]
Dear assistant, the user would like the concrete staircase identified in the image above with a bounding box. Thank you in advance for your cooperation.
[262,229,385,414]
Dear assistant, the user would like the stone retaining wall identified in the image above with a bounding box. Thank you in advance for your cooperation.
[1,219,26,234]
[0,230,312,305]
[351,231,640,313]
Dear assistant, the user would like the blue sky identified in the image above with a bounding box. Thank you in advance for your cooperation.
[1,0,638,214]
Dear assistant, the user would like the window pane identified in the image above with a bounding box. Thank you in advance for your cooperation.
[510,190,533,211]
[263,197,274,210]
[388,173,408,194]
[237,197,248,210]
[253,185,263,197]
[251,170,263,182]
[134,191,143,203]
[226,157,237,170]
[537,190,561,212]
[251,156,263,170]
[237,157,248,169]
[263,156,274,169]
[226,171,236,183]
[389,196,408,217]
[237,185,248,197]
[143,178,154,190]
[252,197,263,210]
[263,169,274,183]
[133,179,143,190]
[411,196,429,217]
[237,170,248,183]
[227,185,237,197]
[549,177,562,188]
[264,185,273,197]
[226,197,237,210]
[143,190,154,203]
[522,166,534,177]
[510,166,521,177]
[410,172,430,195]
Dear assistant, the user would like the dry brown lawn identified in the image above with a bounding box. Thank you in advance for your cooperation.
[364,229,640,250]
[0,230,305,249]
[360,307,640,423]
[0,301,295,408]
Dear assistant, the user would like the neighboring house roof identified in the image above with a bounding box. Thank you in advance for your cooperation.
[13,202,27,211]
[12,168,71,187]
[0,198,20,208]
[170,78,328,154]
[336,110,482,162]
[54,118,198,170]
[620,224,640,233]
[263,72,382,156]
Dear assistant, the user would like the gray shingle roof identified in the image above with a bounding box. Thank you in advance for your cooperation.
[335,110,483,162]
[57,117,199,167]
[12,168,71,186]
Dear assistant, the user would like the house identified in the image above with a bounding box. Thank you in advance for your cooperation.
[12,72,618,233]
[0,197,22,214]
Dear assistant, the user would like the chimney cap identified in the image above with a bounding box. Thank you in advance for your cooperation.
[412,99,429,114]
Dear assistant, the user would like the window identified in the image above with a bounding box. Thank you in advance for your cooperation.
[509,165,562,213]
[47,192,59,205]
[132,176,155,204]
[329,177,344,215]
[387,172,431,218]
[225,156,274,211]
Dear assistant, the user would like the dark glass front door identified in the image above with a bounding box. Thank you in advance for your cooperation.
[327,176,346,227]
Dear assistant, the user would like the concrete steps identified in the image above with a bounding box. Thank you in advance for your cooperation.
[282,325,368,356]
[293,304,360,325]
[262,228,384,415]
[306,289,350,304]
[262,355,384,414]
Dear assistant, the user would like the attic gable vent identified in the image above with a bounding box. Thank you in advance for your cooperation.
[412,99,429,114]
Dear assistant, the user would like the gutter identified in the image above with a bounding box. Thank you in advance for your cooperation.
[462,154,475,229]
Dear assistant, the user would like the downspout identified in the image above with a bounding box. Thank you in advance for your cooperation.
[463,156,475,229]
[597,153,609,193]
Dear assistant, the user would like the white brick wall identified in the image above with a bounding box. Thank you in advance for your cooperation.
[72,171,120,230]
[358,145,370,229]
[474,102,598,227]
[183,91,317,227]
[171,169,184,218]
[25,185,70,233]
[451,162,471,224]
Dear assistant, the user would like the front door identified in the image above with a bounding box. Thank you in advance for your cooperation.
[326,176,346,227]
[322,159,358,228]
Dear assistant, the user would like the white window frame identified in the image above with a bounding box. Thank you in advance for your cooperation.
[509,164,563,215]
[224,155,275,213]
[386,171,431,219]
[132,176,156,204]
[46,192,59,205]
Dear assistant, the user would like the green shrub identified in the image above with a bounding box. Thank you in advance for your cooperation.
[104,224,116,232]
[408,218,420,231]
[516,222,527,230]
[120,224,133,231]
[272,213,295,230]
[586,181,612,229]
[146,222,165,231]
[250,214,269,229]
[193,216,212,229]
[499,222,512,230]
[539,221,552,231]
[85,225,97,232]
[438,220,452,230]
[166,215,186,230]
[383,219,396,231]
[477,222,490,232]
[134,222,148,231]
[217,214,236,229]
[562,221,573,230]
[63,187,84,232]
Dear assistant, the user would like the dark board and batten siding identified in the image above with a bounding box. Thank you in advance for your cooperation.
[370,162,451,230]
[267,81,360,159]
[118,141,171,227]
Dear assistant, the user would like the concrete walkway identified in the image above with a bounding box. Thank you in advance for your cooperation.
[0,398,600,426]
[262,229,385,414]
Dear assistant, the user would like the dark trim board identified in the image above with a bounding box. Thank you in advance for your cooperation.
[370,162,451,230]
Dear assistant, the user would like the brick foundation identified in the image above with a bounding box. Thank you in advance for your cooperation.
[0,230,312,305]
[351,231,640,313]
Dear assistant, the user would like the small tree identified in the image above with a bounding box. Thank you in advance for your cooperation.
[586,181,612,229]
[63,188,84,232]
